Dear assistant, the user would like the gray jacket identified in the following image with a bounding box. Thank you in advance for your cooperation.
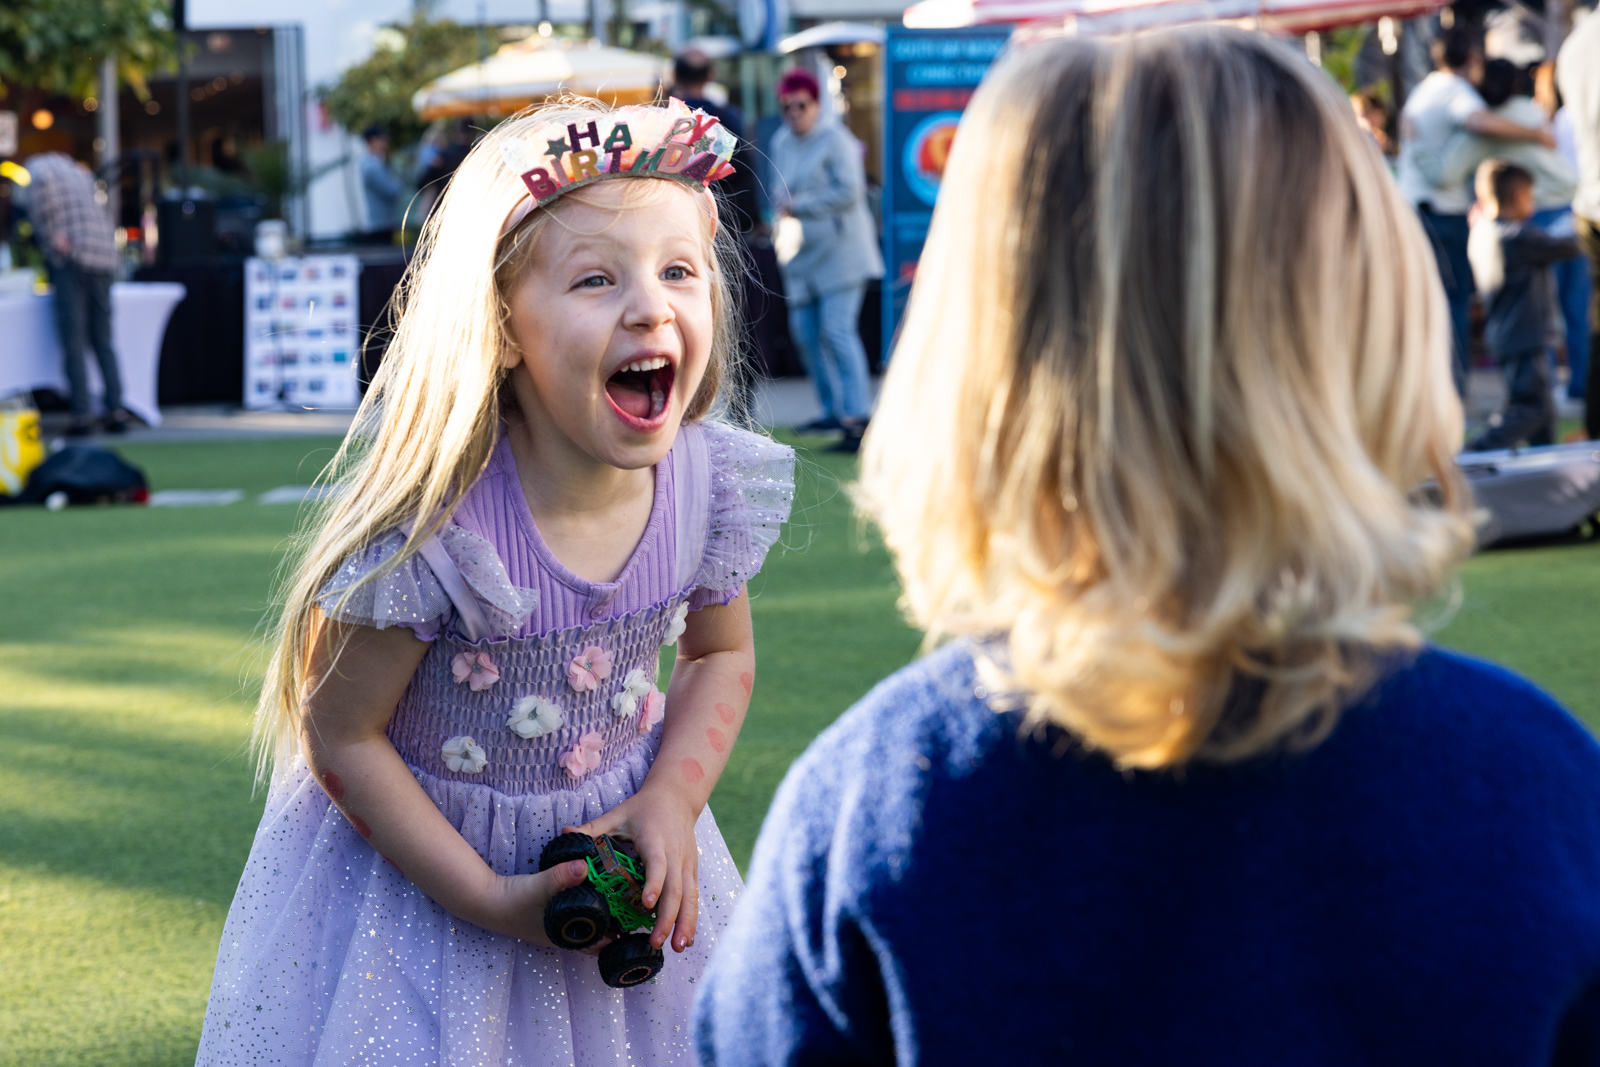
[770,117,884,301]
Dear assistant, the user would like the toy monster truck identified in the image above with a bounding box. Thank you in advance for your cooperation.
[538,832,666,988]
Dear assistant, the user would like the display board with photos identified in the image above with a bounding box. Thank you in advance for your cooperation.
[243,255,362,409]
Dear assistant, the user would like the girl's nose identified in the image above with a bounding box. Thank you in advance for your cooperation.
[623,279,675,332]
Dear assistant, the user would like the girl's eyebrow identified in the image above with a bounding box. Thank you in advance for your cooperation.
[553,234,621,258]
[554,233,705,266]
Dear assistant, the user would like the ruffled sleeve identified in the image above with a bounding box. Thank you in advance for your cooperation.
[688,422,796,610]
[316,523,539,641]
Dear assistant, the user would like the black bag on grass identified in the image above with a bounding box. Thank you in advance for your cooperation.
[5,446,149,506]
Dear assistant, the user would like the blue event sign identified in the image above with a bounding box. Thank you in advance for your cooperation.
[881,25,1011,361]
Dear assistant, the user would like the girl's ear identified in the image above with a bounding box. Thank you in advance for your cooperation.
[498,341,524,371]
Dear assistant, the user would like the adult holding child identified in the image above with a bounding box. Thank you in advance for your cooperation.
[697,29,1600,1063]
[770,68,884,452]
[1397,28,1555,395]
[1418,58,1585,411]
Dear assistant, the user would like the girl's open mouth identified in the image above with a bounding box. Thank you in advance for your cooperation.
[604,357,675,428]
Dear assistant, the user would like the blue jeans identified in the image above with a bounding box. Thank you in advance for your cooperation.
[788,284,872,422]
[47,259,122,417]
[1417,207,1473,396]
[1531,207,1591,399]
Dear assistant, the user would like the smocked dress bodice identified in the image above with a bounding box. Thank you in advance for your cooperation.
[314,420,794,797]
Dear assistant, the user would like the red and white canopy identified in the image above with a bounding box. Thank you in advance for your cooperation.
[903,0,1445,35]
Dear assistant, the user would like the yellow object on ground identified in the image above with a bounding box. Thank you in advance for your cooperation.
[0,404,44,496]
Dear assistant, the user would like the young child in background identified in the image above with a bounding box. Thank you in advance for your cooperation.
[1467,158,1580,449]
[197,99,794,1065]
[696,29,1600,1064]
[1350,87,1393,159]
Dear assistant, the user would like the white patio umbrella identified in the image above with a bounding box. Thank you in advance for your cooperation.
[902,0,1446,35]
[778,21,888,53]
[413,36,670,121]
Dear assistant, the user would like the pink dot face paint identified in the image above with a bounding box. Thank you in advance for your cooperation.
[680,758,706,784]
[321,770,346,801]
[739,672,753,695]
[348,813,373,839]
[715,702,736,724]
[706,727,727,753]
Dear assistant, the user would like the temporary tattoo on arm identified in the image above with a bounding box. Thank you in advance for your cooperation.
[715,702,736,724]
[706,727,727,753]
[680,757,706,784]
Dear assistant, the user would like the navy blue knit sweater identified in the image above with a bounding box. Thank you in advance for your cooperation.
[695,643,1600,1065]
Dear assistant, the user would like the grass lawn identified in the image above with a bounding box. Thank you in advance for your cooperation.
[1,433,1597,1065]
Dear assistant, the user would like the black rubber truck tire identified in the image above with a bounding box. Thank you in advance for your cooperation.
[598,932,664,988]
[539,832,598,872]
[545,885,611,950]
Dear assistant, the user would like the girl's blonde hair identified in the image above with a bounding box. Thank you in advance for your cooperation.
[858,28,1474,768]
[252,100,741,780]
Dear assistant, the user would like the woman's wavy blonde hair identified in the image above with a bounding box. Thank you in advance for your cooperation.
[251,100,742,781]
[857,28,1475,768]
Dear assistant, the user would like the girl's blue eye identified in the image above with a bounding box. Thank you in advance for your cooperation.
[662,266,688,281]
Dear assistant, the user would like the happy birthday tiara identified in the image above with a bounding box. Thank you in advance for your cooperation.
[499,98,738,217]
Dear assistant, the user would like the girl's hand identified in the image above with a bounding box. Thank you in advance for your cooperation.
[475,859,601,950]
[563,783,702,953]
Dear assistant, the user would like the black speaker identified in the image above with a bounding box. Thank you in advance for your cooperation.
[156,197,216,264]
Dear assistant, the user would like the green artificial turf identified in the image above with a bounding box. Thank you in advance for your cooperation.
[1,432,1596,1065]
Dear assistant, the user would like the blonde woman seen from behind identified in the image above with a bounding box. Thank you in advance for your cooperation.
[696,29,1600,1064]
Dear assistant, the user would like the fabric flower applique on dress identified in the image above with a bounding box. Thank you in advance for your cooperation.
[450,651,500,692]
[638,688,665,735]
[566,645,612,693]
[442,735,488,774]
[662,602,689,646]
[559,732,604,779]
[506,694,564,739]
[610,668,654,719]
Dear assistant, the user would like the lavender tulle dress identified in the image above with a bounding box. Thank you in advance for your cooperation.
[197,421,795,1066]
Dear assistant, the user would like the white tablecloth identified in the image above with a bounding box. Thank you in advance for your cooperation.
[0,281,187,426]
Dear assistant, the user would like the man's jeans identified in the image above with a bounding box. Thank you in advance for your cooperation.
[788,284,872,423]
[1418,207,1473,397]
[1531,207,1591,400]
[47,259,122,417]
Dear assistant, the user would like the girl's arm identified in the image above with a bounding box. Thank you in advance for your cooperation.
[566,590,757,954]
[301,615,591,945]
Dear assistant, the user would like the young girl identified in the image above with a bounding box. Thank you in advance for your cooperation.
[697,29,1600,1063]
[198,99,794,1065]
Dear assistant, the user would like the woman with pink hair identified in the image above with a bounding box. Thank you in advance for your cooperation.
[770,68,884,452]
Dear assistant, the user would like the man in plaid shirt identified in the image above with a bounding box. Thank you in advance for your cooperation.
[25,152,128,434]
